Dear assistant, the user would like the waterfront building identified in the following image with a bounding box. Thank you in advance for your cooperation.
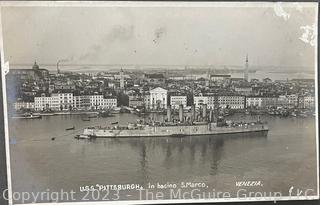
[300,96,315,109]
[144,94,151,109]
[246,96,263,108]
[51,93,74,110]
[218,95,245,109]
[34,94,60,111]
[277,95,289,107]
[287,94,298,108]
[194,95,208,109]
[88,95,104,110]
[13,101,35,111]
[149,87,167,109]
[170,95,187,109]
[73,95,90,110]
[261,97,279,107]
[103,97,117,109]
[129,95,144,108]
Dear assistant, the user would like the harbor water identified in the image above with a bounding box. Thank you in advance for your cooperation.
[8,113,317,203]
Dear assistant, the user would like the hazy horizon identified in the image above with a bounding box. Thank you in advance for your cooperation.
[1,2,318,71]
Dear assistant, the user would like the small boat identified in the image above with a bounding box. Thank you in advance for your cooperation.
[82,118,90,121]
[66,126,75,131]
[12,113,42,119]
[111,107,121,114]
[74,134,91,140]
[40,113,56,116]
[99,110,112,118]
[111,121,119,125]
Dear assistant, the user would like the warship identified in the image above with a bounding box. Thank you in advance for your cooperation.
[77,104,268,139]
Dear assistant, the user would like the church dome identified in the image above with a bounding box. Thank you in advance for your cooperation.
[32,61,39,70]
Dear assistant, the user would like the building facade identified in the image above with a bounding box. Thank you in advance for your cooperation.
[129,95,144,108]
[218,95,245,109]
[246,97,263,108]
[149,87,168,109]
[170,96,187,109]
[13,102,35,111]
[194,96,208,109]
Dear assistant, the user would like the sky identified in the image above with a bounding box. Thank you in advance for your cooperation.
[0,2,318,70]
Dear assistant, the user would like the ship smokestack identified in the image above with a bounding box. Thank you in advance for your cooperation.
[209,109,213,122]
[179,104,184,122]
[202,104,207,120]
[191,104,195,123]
[167,105,171,122]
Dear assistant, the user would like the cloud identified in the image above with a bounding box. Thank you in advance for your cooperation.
[79,25,134,61]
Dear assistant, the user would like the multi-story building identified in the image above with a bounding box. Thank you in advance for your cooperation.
[149,87,167,109]
[34,94,60,111]
[129,95,144,108]
[144,94,151,109]
[88,95,104,110]
[194,95,208,109]
[217,95,245,109]
[51,93,74,110]
[287,94,298,107]
[103,98,117,108]
[261,97,279,108]
[277,95,289,107]
[170,95,187,109]
[13,102,35,111]
[299,96,315,109]
[246,96,263,108]
[73,95,90,110]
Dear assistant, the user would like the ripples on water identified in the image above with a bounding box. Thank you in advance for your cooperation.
[8,113,317,203]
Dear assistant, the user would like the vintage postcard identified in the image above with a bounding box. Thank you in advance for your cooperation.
[0,1,318,204]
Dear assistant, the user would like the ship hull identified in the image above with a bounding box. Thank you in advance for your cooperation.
[83,123,268,138]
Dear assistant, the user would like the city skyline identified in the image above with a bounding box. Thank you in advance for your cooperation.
[1,3,317,71]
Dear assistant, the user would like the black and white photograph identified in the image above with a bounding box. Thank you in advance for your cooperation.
[0,1,318,204]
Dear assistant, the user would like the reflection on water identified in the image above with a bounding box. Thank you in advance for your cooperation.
[8,114,317,203]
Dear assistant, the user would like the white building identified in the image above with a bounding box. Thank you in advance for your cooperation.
[218,96,245,109]
[103,98,117,108]
[35,95,60,111]
[35,93,117,111]
[170,96,187,109]
[246,97,263,108]
[149,87,167,109]
[194,96,208,108]
[51,93,74,110]
[13,102,35,111]
[302,96,315,109]
[87,95,104,110]
[287,94,298,107]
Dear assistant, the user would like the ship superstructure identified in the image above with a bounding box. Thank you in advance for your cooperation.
[78,103,268,139]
